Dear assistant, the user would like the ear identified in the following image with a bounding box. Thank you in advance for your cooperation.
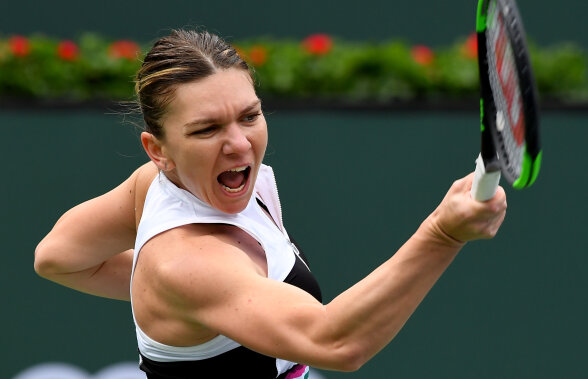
[140,132,175,171]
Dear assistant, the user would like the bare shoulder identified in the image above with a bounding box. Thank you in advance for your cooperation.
[137,223,264,304]
[134,161,159,188]
[132,223,288,347]
[126,161,158,195]
[130,161,158,225]
[133,223,325,360]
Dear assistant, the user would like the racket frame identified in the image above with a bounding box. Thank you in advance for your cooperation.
[476,0,542,191]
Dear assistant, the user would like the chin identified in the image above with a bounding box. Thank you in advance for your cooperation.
[212,188,254,215]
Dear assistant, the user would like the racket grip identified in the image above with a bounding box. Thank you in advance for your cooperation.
[471,154,501,201]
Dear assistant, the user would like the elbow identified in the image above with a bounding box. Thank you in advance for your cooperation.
[310,317,370,371]
[340,350,367,372]
[34,240,60,278]
[325,342,369,372]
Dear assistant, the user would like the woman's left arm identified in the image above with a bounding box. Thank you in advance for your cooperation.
[37,249,135,301]
[34,162,157,300]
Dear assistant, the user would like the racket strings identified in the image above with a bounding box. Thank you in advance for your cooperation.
[485,2,525,178]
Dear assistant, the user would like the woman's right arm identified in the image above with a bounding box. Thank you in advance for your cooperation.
[34,162,157,300]
[143,173,507,370]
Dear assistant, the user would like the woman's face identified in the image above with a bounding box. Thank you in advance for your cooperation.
[157,68,268,214]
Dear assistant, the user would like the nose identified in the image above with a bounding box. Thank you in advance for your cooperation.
[222,122,252,155]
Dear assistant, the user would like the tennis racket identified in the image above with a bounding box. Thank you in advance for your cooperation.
[470,0,542,201]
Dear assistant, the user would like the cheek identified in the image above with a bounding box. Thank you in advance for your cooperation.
[258,132,268,152]
[175,146,211,185]
[256,124,269,154]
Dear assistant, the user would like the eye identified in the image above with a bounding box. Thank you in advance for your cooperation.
[242,112,262,123]
[189,125,218,136]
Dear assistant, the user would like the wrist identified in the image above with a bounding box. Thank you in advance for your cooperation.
[418,213,467,251]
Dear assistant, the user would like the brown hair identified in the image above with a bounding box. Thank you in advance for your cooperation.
[135,29,252,138]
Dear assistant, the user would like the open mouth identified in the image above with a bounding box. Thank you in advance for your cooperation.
[217,166,251,193]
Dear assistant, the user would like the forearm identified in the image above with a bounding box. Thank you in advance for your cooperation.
[321,216,464,367]
[35,200,136,274]
[38,249,133,301]
[282,174,503,370]
[34,165,151,300]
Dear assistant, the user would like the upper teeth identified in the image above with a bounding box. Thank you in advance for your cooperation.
[229,166,248,172]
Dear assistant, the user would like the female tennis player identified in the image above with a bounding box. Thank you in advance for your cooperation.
[34,29,507,378]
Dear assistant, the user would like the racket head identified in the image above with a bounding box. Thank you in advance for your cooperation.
[477,0,542,189]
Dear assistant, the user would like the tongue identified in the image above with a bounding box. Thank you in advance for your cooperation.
[218,171,245,189]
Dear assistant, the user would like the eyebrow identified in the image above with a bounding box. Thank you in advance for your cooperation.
[183,99,262,128]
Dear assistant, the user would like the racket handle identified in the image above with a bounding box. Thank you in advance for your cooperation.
[471,154,501,201]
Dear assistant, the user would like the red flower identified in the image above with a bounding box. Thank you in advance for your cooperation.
[108,40,140,60]
[248,45,268,66]
[411,45,435,66]
[57,40,79,61]
[462,32,478,59]
[302,34,333,55]
[9,35,31,57]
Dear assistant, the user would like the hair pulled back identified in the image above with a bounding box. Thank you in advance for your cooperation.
[135,29,252,138]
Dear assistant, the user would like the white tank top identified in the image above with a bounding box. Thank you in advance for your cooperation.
[131,164,298,375]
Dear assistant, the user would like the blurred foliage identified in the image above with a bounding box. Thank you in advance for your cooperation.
[0,33,586,106]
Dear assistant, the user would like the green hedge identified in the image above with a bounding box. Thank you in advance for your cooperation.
[1,33,586,104]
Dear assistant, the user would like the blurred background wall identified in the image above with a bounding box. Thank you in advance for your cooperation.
[2,0,587,48]
[3,1,587,378]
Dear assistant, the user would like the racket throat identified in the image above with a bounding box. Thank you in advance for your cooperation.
[480,111,501,173]
[481,154,501,172]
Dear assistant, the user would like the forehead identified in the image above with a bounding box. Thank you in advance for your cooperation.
[166,69,257,122]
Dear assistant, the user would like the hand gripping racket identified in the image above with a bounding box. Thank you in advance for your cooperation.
[470,0,542,201]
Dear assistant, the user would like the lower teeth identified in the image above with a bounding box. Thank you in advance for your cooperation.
[222,183,245,193]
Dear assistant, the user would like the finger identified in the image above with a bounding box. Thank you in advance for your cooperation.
[453,172,475,193]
